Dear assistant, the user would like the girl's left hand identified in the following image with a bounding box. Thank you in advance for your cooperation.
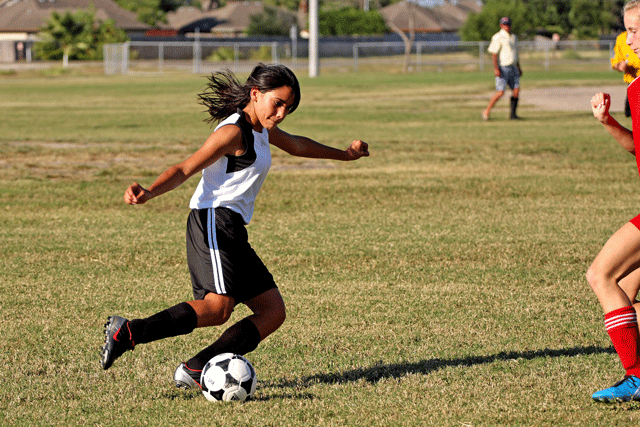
[345,140,369,160]
[124,182,151,205]
[591,92,611,123]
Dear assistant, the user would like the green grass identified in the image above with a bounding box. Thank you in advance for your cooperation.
[2,66,640,426]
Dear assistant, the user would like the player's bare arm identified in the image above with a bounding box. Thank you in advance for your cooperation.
[268,126,369,161]
[591,92,635,155]
[124,125,245,205]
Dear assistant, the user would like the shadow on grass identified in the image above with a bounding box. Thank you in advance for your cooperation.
[267,345,615,389]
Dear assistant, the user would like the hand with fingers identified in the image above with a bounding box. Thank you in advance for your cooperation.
[345,140,369,161]
[124,182,151,205]
[591,92,612,124]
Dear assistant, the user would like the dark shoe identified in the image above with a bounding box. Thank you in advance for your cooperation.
[173,362,202,389]
[100,316,134,370]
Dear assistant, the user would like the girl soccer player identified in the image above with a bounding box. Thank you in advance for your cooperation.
[588,0,640,403]
[100,63,369,388]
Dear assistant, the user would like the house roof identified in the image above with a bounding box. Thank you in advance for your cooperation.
[432,1,478,24]
[0,0,150,33]
[166,1,295,35]
[454,0,483,14]
[380,0,479,33]
[165,5,222,33]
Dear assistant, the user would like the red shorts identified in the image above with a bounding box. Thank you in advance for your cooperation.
[631,214,640,230]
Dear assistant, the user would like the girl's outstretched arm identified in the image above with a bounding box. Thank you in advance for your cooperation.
[124,125,244,205]
[268,127,369,161]
[591,92,635,155]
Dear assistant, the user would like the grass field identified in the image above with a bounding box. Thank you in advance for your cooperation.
[2,65,640,426]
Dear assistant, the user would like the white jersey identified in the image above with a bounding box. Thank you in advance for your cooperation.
[189,110,271,224]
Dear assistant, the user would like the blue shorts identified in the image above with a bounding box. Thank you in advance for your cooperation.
[495,65,520,91]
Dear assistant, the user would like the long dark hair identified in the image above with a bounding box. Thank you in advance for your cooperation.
[199,63,301,124]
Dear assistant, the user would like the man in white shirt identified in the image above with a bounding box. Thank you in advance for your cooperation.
[482,17,523,121]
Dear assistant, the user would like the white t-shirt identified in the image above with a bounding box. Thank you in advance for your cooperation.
[189,110,271,224]
[488,29,518,67]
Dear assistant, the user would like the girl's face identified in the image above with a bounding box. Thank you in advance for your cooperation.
[251,86,296,131]
[626,9,640,55]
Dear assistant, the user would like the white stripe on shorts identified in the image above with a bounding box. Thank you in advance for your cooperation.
[207,209,226,294]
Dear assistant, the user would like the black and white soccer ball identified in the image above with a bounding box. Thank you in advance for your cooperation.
[200,353,257,402]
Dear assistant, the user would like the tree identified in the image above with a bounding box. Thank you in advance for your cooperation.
[461,0,626,41]
[34,9,128,66]
[246,5,298,36]
[318,7,388,35]
[386,2,416,73]
[522,0,572,36]
[568,0,617,39]
[460,0,531,41]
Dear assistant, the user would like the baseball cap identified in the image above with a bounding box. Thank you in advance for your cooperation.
[500,17,511,25]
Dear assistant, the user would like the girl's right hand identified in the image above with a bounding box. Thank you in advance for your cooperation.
[124,182,150,205]
[591,92,611,123]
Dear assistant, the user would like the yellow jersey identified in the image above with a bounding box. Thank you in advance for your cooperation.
[611,32,640,84]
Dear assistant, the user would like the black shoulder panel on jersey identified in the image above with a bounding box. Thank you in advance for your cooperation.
[225,109,257,173]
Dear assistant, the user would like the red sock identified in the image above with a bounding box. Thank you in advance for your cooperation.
[605,306,640,377]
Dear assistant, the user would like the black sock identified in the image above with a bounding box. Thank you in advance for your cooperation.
[510,96,519,118]
[127,302,198,345]
[186,317,261,370]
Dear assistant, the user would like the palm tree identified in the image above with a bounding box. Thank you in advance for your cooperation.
[35,9,128,66]
[38,11,93,67]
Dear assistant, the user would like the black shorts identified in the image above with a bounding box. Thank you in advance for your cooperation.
[186,207,277,303]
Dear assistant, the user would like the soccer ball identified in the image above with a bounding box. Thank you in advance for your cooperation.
[200,353,257,402]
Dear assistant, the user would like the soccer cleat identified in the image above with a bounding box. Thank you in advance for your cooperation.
[591,375,640,402]
[100,315,134,370]
[173,362,202,389]
[481,111,490,121]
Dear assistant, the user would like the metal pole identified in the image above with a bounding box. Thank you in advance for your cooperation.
[353,44,358,72]
[290,24,297,68]
[544,44,550,71]
[103,44,109,74]
[309,0,319,77]
[122,42,129,74]
[234,43,239,73]
[193,28,201,74]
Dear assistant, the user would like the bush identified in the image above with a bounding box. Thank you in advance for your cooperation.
[249,45,273,61]
[562,49,582,60]
[319,7,388,36]
[246,5,296,36]
[207,47,236,62]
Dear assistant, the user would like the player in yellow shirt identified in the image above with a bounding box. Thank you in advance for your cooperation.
[611,31,640,117]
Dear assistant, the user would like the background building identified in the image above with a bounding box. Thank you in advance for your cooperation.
[0,0,149,62]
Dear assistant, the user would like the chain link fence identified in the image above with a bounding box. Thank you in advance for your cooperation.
[101,39,617,75]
